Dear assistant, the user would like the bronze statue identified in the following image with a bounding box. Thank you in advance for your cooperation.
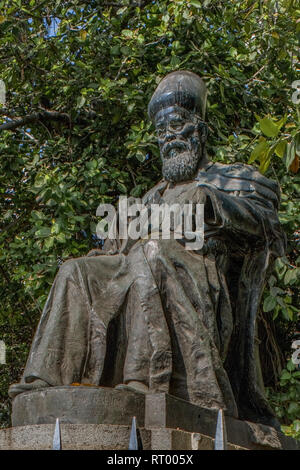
[9,71,286,427]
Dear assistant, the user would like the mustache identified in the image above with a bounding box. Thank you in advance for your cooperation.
[162,140,188,159]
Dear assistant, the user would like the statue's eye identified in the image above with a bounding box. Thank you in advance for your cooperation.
[169,121,184,131]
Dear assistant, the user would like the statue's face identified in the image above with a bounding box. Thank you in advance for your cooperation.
[155,107,204,182]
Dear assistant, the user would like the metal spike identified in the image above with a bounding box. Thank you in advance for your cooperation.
[128,416,139,450]
[52,418,61,450]
[214,409,227,450]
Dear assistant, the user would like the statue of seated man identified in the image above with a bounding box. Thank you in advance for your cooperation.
[9,71,285,427]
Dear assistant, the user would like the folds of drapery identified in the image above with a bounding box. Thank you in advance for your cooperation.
[21,236,238,416]
[19,162,286,423]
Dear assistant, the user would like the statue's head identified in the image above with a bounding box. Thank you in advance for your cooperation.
[148,70,208,182]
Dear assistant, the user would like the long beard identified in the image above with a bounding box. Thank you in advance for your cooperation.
[162,150,199,182]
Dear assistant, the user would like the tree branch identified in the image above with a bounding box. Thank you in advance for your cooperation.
[103,1,152,7]
[0,109,70,132]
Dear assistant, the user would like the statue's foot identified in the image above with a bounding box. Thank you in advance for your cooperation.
[8,379,50,399]
[115,381,149,394]
[256,415,282,432]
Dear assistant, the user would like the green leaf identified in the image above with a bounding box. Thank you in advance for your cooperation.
[249,138,268,163]
[272,305,280,320]
[256,115,280,138]
[56,233,66,244]
[190,0,202,8]
[281,370,291,380]
[117,6,127,15]
[86,160,98,170]
[259,152,271,174]
[76,95,86,109]
[111,46,120,56]
[117,183,127,193]
[136,151,145,162]
[285,142,296,170]
[287,402,300,415]
[122,29,133,38]
[275,140,287,158]
[263,295,276,312]
[276,115,288,131]
[35,227,51,238]
[287,360,296,372]
[44,237,54,249]
[284,268,298,285]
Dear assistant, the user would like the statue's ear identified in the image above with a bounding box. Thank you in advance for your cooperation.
[198,121,208,143]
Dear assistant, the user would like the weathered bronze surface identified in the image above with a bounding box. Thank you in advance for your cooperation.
[9,71,286,428]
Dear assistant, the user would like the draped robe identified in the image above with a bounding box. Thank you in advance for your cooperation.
[16,161,285,425]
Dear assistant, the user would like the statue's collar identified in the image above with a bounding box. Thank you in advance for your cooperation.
[197,161,214,174]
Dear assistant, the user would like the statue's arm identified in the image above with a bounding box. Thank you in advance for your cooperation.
[197,183,282,244]
[87,238,121,257]
[86,196,141,257]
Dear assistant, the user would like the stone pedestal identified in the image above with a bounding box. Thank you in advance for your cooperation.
[0,423,245,450]
[1,386,299,450]
[12,386,145,427]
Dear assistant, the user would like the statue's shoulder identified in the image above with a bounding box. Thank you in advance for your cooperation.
[208,161,280,194]
[142,180,167,205]
[202,161,281,208]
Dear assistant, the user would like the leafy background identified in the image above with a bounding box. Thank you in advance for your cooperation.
[0,0,299,437]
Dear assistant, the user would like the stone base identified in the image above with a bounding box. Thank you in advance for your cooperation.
[0,423,247,450]
[12,386,145,427]
[144,393,300,450]
[0,424,151,450]
[6,386,300,450]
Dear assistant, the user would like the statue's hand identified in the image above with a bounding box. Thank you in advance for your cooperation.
[86,248,118,257]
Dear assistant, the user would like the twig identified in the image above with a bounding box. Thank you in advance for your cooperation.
[115,57,129,81]
[127,164,137,186]
[0,109,70,132]
[145,37,166,47]
[245,65,266,85]
[236,127,257,136]
[102,2,125,6]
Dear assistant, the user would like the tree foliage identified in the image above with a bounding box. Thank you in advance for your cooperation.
[0,0,299,433]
